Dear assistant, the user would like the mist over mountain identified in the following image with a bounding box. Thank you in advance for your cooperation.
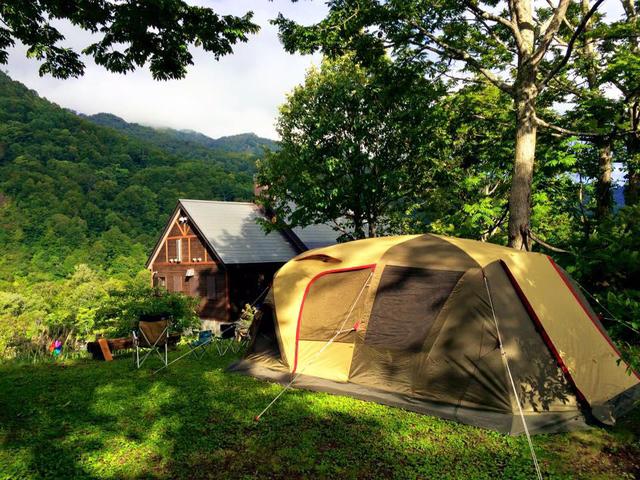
[0,71,268,281]
[83,112,279,158]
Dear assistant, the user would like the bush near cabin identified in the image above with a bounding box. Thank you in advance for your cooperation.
[0,265,199,362]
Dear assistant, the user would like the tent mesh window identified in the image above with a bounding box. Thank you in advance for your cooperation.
[365,266,463,351]
[299,268,372,342]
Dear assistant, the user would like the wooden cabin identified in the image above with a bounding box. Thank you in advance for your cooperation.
[146,199,339,331]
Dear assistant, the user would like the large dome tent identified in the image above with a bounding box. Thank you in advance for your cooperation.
[230,234,640,435]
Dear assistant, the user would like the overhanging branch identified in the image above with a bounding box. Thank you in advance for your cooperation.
[535,114,603,138]
[528,229,574,255]
[411,21,514,95]
[538,0,606,89]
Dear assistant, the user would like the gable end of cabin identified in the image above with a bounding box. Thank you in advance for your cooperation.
[148,207,229,325]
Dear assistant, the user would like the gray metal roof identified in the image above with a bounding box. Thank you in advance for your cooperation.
[292,224,341,250]
[179,199,300,264]
[284,200,341,250]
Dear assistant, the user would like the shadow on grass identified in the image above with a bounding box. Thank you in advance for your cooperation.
[1,349,638,479]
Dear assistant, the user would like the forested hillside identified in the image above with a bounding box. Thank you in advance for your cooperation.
[83,112,278,159]
[0,71,262,283]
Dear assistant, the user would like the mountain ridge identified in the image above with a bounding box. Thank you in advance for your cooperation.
[0,70,257,280]
[82,112,279,157]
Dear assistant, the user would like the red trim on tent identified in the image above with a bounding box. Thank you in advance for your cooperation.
[292,264,376,375]
[546,256,640,381]
[499,260,589,406]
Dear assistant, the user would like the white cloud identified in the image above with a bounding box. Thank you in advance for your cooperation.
[4,1,626,140]
[3,0,326,140]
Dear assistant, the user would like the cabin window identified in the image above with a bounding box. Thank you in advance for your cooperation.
[176,239,182,262]
[206,275,217,300]
[173,275,182,293]
[157,276,166,288]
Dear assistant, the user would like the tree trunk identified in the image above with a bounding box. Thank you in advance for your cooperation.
[353,220,365,239]
[595,141,613,219]
[352,209,365,239]
[508,67,538,250]
[368,218,378,238]
[580,0,612,220]
[627,154,640,206]
[623,4,639,205]
[626,114,640,206]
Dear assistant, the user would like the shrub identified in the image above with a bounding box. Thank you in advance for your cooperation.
[93,272,200,338]
[0,266,200,361]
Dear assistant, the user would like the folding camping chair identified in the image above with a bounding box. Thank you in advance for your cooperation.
[133,318,169,368]
[188,330,214,358]
[210,324,234,355]
[212,321,250,355]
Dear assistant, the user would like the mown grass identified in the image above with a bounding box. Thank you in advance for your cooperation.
[1,347,639,479]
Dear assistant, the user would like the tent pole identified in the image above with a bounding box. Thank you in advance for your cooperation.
[483,271,543,480]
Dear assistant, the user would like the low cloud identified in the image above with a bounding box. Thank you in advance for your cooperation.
[4,0,325,140]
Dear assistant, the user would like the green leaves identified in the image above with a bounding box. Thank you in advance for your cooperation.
[1,1,260,79]
[258,54,445,238]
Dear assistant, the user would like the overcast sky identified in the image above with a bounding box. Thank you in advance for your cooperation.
[3,1,327,140]
[3,1,626,142]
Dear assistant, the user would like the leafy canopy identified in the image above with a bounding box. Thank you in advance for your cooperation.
[0,0,260,79]
[257,55,446,238]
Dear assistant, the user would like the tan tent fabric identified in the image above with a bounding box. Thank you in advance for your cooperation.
[296,341,355,382]
[483,261,580,414]
[273,235,414,369]
[500,255,639,423]
[381,233,479,271]
[231,234,640,434]
[298,268,372,342]
[401,235,638,421]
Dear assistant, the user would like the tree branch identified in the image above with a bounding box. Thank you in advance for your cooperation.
[442,70,485,85]
[621,0,638,20]
[548,75,587,99]
[329,219,352,237]
[535,114,602,137]
[486,179,503,196]
[545,0,575,30]
[528,229,574,254]
[465,2,516,31]
[538,0,606,89]
[465,1,524,50]
[412,21,514,95]
[481,206,508,242]
[505,0,526,52]
[468,11,516,54]
[532,0,572,65]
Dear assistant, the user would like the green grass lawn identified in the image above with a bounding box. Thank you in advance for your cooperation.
[1,347,639,479]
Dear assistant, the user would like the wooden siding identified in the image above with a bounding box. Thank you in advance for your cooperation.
[151,212,228,322]
[150,206,286,323]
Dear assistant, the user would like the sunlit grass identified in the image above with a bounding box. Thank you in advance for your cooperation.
[1,348,638,479]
